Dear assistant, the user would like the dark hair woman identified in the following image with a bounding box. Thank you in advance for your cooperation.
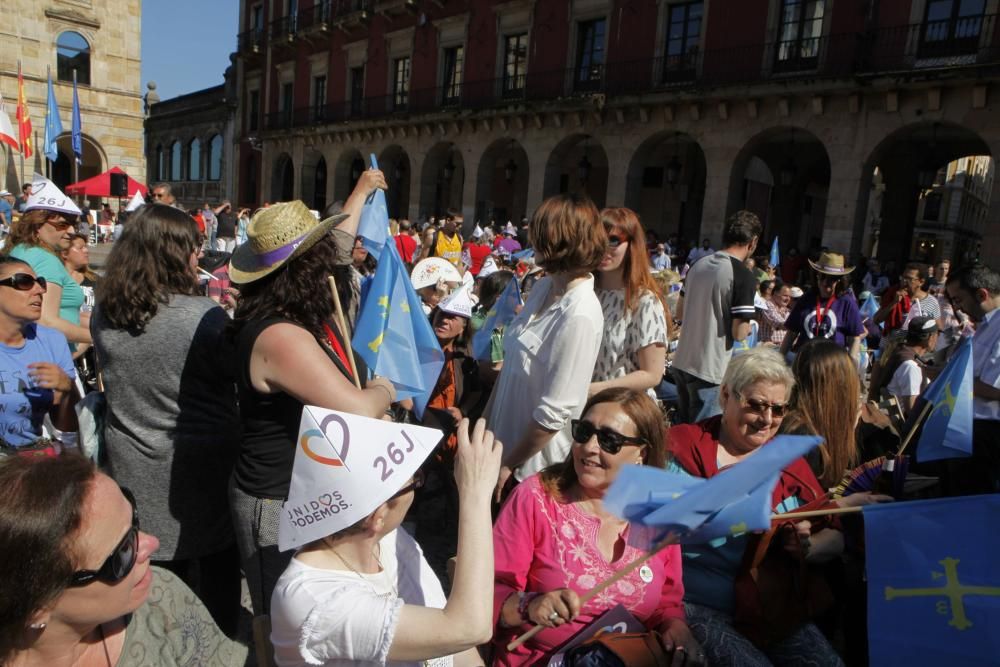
[228,183,399,618]
[0,455,245,666]
[91,204,242,636]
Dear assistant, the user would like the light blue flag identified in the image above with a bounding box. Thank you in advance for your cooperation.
[769,236,780,268]
[471,276,522,360]
[43,71,63,164]
[351,242,444,418]
[512,248,534,261]
[356,153,390,259]
[916,336,974,461]
[864,495,1000,666]
[71,74,82,164]
[604,435,821,545]
[859,294,879,322]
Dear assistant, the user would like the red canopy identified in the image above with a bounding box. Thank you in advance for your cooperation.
[65,166,148,198]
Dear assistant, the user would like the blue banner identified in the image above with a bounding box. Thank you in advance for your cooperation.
[43,71,63,164]
[71,74,82,163]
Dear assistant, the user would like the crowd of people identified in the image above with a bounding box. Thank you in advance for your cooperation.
[0,168,998,667]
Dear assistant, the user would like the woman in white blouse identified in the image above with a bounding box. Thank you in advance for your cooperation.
[485,194,609,495]
[590,207,668,399]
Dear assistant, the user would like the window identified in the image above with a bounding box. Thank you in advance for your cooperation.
[920,0,986,57]
[575,19,606,92]
[502,34,528,97]
[250,4,264,31]
[775,0,824,71]
[923,192,943,221]
[664,2,702,81]
[208,135,223,181]
[392,57,410,110]
[281,82,294,127]
[56,32,91,85]
[188,139,201,181]
[442,46,464,105]
[156,146,164,180]
[312,75,327,120]
[248,89,260,132]
[170,141,182,181]
[350,66,365,115]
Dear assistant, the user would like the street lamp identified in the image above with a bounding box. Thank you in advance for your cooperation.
[578,154,592,184]
[666,155,682,186]
[504,158,518,183]
[779,157,797,187]
[442,156,455,181]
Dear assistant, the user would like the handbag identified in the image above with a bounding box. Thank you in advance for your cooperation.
[564,631,675,667]
[732,526,835,648]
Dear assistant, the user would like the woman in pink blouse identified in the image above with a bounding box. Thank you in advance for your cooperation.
[492,388,704,666]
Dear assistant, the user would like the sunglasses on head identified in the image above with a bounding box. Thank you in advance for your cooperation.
[68,487,140,588]
[571,419,648,454]
[735,392,788,418]
[0,273,46,292]
[607,234,627,249]
[388,469,426,501]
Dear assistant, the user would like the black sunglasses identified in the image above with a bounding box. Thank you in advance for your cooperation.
[0,273,47,292]
[571,419,648,454]
[389,469,426,501]
[735,392,788,418]
[68,487,139,588]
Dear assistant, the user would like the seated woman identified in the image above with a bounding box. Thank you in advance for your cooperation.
[869,317,938,417]
[668,347,845,667]
[270,419,500,667]
[0,257,77,454]
[492,388,703,666]
[0,454,245,666]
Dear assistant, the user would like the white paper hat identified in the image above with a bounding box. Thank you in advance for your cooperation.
[278,406,442,552]
[25,174,81,216]
[125,190,146,212]
[439,285,474,319]
[503,222,517,235]
[472,224,484,239]
[478,256,499,279]
[410,257,462,291]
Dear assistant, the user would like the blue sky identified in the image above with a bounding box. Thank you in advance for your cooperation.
[141,1,239,101]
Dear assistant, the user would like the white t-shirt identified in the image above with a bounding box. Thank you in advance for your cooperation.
[270,529,452,667]
[887,359,926,403]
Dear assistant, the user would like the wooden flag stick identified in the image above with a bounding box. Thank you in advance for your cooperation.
[771,505,863,521]
[506,533,678,652]
[328,275,361,389]
[894,400,934,458]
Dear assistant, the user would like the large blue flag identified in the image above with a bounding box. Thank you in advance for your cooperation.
[604,435,821,545]
[864,495,1000,666]
[356,153,390,260]
[769,236,780,269]
[916,335,973,462]
[351,242,444,418]
[471,276,522,360]
[71,72,82,164]
[43,70,63,164]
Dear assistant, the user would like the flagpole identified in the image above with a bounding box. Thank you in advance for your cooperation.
[44,66,50,181]
[894,400,934,458]
[506,534,680,651]
[17,61,24,187]
[772,505,863,521]
[72,69,79,185]
[328,275,362,389]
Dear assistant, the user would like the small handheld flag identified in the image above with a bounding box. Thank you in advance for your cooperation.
[356,153,390,259]
[43,68,63,164]
[915,336,973,462]
[471,275,522,360]
[769,236,780,268]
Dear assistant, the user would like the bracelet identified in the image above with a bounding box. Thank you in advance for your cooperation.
[371,382,394,403]
[517,592,539,622]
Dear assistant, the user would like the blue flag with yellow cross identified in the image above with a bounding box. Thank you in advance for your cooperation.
[864,495,1000,666]
[916,335,973,462]
[351,241,444,418]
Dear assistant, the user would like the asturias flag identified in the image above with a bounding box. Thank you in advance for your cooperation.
[71,73,82,164]
[351,242,444,418]
[769,236,780,269]
[43,70,63,163]
[471,276,522,360]
[16,64,33,159]
[916,335,973,462]
[864,495,1000,666]
[356,153,390,260]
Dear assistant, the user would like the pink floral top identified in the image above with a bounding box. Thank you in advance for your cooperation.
[492,475,685,666]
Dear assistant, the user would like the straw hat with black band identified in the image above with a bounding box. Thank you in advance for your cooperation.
[229,200,348,284]
[808,251,855,276]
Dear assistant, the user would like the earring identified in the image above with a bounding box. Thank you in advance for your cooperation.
[29,622,46,630]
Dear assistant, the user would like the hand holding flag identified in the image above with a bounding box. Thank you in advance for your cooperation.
[356,153,390,259]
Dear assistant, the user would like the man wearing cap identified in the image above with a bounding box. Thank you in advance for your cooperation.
[673,211,760,423]
[869,316,938,416]
[780,251,866,360]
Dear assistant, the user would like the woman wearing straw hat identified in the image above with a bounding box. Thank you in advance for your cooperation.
[229,195,400,618]
[779,251,866,361]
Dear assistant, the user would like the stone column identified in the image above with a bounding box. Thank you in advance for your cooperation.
[698,144,734,245]
[291,140,305,201]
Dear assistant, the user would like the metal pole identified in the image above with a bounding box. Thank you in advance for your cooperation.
[72,69,79,186]
[17,60,24,187]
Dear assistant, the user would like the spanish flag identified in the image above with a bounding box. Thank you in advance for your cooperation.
[16,62,33,159]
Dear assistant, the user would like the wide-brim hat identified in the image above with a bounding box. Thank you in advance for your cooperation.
[230,200,348,284]
[410,257,462,291]
[808,251,854,276]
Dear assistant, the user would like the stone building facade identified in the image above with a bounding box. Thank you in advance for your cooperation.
[0,0,144,195]
[234,0,1000,268]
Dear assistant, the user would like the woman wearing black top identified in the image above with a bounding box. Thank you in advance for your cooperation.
[228,174,397,618]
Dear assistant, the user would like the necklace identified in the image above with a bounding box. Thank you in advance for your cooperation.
[326,541,398,599]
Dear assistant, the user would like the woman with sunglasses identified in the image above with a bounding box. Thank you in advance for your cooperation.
[0,455,246,666]
[492,388,704,666]
[0,257,78,454]
[3,179,92,346]
[668,347,845,666]
[590,208,669,399]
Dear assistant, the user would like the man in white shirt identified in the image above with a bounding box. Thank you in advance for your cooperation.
[686,238,715,266]
[651,243,672,271]
[945,264,1000,493]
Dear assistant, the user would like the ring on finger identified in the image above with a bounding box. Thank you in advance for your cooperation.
[548,611,560,621]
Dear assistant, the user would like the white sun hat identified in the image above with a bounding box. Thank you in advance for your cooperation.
[410,257,462,291]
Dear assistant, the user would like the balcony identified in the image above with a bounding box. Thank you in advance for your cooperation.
[256,14,999,131]
[238,27,265,53]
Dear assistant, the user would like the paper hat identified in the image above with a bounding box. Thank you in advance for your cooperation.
[0,190,10,197]
[278,406,441,552]
[25,174,81,216]
[472,224,484,239]
[439,285,474,319]
[410,257,462,291]
[503,222,517,235]
[478,256,499,279]
[790,286,804,298]
[808,251,854,276]
[124,190,146,212]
